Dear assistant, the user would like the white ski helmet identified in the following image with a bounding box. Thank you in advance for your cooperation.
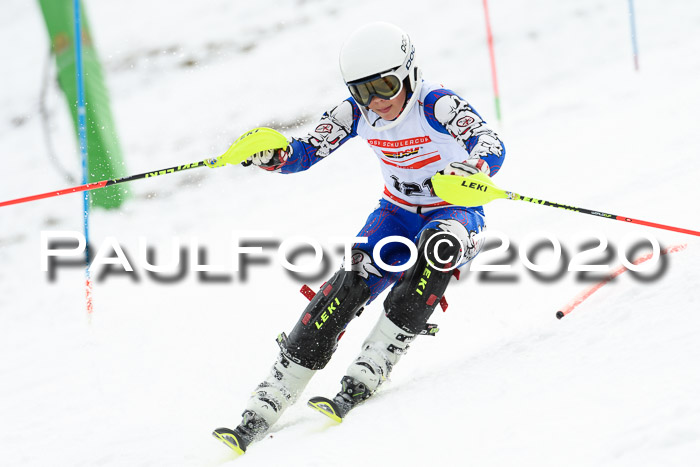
[339,22,422,131]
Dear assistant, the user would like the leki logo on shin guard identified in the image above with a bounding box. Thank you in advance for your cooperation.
[415,267,432,295]
[315,297,341,330]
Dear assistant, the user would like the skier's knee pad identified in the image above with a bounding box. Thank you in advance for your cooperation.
[384,228,461,334]
[277,268,370,370]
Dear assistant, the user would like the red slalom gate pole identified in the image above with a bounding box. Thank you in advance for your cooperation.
[628,0,640,71]
[482,0,502,121]
[556,244,688,319]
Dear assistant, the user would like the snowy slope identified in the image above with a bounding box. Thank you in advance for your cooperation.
[1,0,699,466]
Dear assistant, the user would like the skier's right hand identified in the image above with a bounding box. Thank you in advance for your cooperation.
[442,158,491,177]
[242,149,288,171]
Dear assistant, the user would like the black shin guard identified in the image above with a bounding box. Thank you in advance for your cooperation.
[384,228,461,334]
[277,269,370,370]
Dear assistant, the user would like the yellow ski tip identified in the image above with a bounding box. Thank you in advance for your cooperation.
[307,398,343,423]
[432,172,512,207]
[212,428,245,455]
[205,127,289,168]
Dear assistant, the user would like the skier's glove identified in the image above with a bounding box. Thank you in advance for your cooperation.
[242,149,288,172]
[442,158,491,177]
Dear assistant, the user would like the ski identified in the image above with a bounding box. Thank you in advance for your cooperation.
[212,427,246,455]
[307,396,345,423]
[212,410,269,455]
[308,376,374,422]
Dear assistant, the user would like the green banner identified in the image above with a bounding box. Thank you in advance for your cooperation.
[38,0,128,209]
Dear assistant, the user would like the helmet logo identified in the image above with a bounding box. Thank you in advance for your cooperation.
[400,36,408,53]
[405,45,415,71]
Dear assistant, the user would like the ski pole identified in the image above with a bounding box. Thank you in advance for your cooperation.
[431,172,700,237]
[0,127,287,209]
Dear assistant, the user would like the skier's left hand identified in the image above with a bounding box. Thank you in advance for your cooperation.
[442,158,491,177]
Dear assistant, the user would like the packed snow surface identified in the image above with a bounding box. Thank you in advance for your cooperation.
[1,1,699,466]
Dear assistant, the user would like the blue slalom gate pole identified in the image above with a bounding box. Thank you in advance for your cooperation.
[73,0,94,314]
[628,0,640,71]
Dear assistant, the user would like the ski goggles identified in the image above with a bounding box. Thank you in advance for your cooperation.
[347,72,404,106]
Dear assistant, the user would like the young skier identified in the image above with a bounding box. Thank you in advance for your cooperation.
[214,21,505,453]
